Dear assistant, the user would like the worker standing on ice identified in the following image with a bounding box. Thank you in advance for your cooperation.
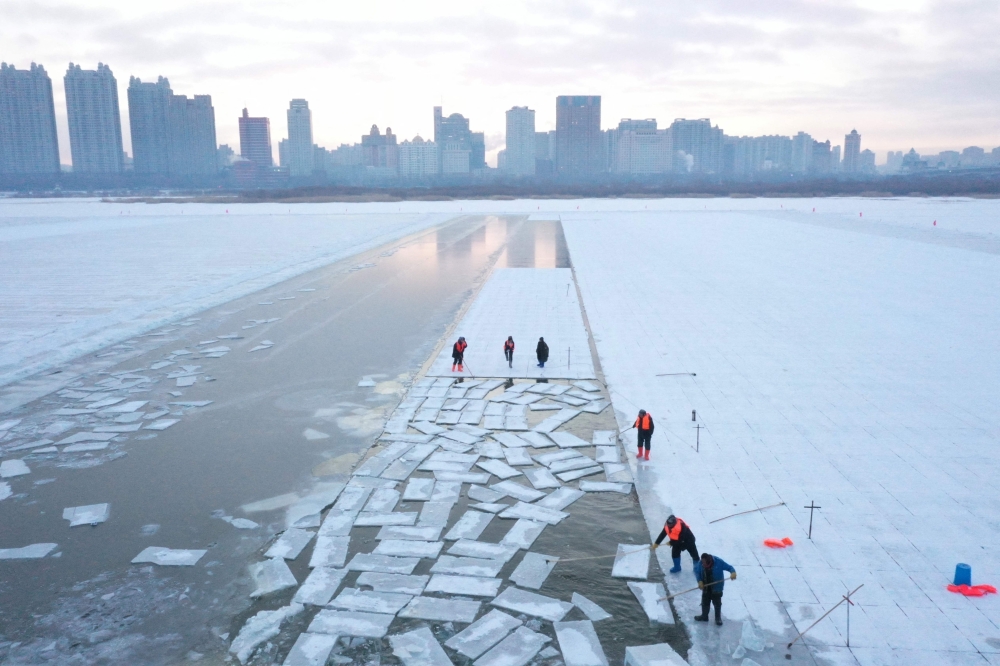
[536,337,549,368]
[652,515,699,573]
[693,553,736,626]
[633,409,654,460]
[504,336,515,369]
[451,337,467,373]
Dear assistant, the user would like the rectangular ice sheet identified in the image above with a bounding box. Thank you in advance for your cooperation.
[518,432,554,448]
[627,582,673,624]
[490,480,544,502]
[537,487,585,511]
[356,572,429,595]
[445,510,494,541]
[266,528,315,560]
[468,485,504,503]
[595,446,620,463]
[509,552,558,590]
[548,456,598,474]
[309,536,350,569]
[448,540,518,561]
[398,596,481,623]
[418,501,455,527]
[307,609,395,637]
[491,587,574,621]
[500,519,546,550]
[445,608,523,659]
[402,478,435,501]
[354,512,418,527]
[522,467,561,490]
[557,466,602,482]
[293,567,348,605]
[611,544,650,579]
[131,547,206,566]
[503,447,534,466]
[377,525,442,541]
[431,555,505,578]
[554,620,609,666]
[547,432,590,448]
[580,481,632,494]
[425,574,502,597]
[347,553,420,574]
[62,503,110,527]
[572,592,611,621]
[491,433,529,448]
[434,471,490,484]
[389,627,452,666]
[473,626,550,666]
[329,588,413,614]
[499,501,568,525]
[282,632,337,666]
[373,539,443,558]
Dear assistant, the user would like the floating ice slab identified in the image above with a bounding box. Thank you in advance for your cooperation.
[623,643,686,666]
[0,543,58,559]
[492,433,529,448]
[534,450,581,466]
[557,466,602,482]
[500,519,546,550]
[554,620,609,666]
[62,503,110,527]
[580,481,632,494]
[470,502,509,513]
[231,604,303,664]
[389,626,452,666]
[537,487,585,511]
[412,421,446,435]
[510,552,558,590]
[612,544,650,579]
[448,540,519,562]
[93,423,142,433]
[293,567,348,605]
[439,430,479,445]
[548,456,598,474]
[0,483,11,501]
[603,463,632,483]
[101,400,148,413]
[533,409,580,433]
[469,484,504,503]
[523,468,561,490]
[309,536,350,568]
[580,400,608,414]
[592,430,616,445]
[430,481,461,502]
[490,480,544,502]
[132,546,206,566]
[374,539,443,558]
[627,582,673,624]
[62,441,111,453]
[250,558,298,597]
[547,432,590,448]
[434,471,490,484]
[445,609,523,659]
[282,632,337,666]
[332,486,372,514]
[418,501,455,527]
[595,447,619,463]
[518,432,553,448]
[1,459,31,478]
[499,501,569,525]
[56,432,116,445]
[266,528,315,560]
[329,587,413,614]
[572,592,611,621]
[7,438,54,452]
[431,555,505,577]
[476,441,505,459]
[399,596,481,623]
[354,512,418,527]
[491,587,573,621]
[474,626,550,666]
[445,510,494,541]
[302,428,329,441]
[503,447,534,466]
[308,609,395,637]
[377,525,442,541]
[145,419,180,431]
[319,512,354,537]
[402,478,435,501]
[420,460,474,473]
[426,573,503,597]
[477,459,522,479]
[347,553,420,574]
[356,572,429,595]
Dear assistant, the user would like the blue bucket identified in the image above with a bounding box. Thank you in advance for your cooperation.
[954,563,972,587]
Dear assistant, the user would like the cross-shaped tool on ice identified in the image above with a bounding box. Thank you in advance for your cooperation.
[805,500,821,539]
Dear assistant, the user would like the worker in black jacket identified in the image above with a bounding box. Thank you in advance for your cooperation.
[536,337,549,368]
[634,409,654,461]
[652,515,699,573]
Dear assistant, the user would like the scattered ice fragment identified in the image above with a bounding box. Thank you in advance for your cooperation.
[612,544,650,579]
[580,400,608,414]
[223,516,260,529]
[523,468,561,490]
[302,428,330,440]
[373,539,443,558]
[398,596,481,623]
[572,592,611,621]
[548,456,598,474]
[430,481,462,502]
[402,478,435,501]
[557,466,602,482]
[62,503,110,527]
[537,487,585,511]
[491,433,529,448]
[347,553,420,574]
[740,620,767,652]
[308,609,394,637]
[145,419,180,431]
[62,441,111,452]
[170,400,213,407]
[474,626,550,666]
[547,432,590,448]
[445,609,523,659]
[448,539,518,561]
[376,525,442,541]
[93,423,142,433]
[265,528,315,560]
[150,361,173,370]
[417,501,455,527]
[0,418,22,431]
[0,543,58,559]
[309,535,350,568]
[518,432,552,448]
[426,574,502,597]
[389,626,452,666]
[329,588,413,614]
[356,572,429,595]
[241,492,301,513]
[491,587,574,621]
[101,400,148,413]
[358,378,377,388]
[554,620,609,666]
[595,447,619,463]
[510,551,559,589]
[580,481,632,494]
[0,482,11,501]
[490,480,544,502]
[31,446,59,453]
[431,555,505,578]
[498,501,569,525]
[500,519,546,550]
[623,643,686,666]
[0,459,31,478]
[132,547,207,566]
[176,376,197,387]
[503,447,534,466]
[434,471,490,484]
[732,645,747,659]
[229,603,303,664]
[470,502,508,513]
[627,582,673,624]
[7,438,54,451]
[444,510,494,541]
[469,485,504,503]
[56,432,116,445]
[354,512,418,527]
[603,463,632,483]
[282,632,337,666]
[250,558,298,597]
[293,567,348,605]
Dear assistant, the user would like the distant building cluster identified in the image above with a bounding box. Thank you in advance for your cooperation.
[2,59,1000,188]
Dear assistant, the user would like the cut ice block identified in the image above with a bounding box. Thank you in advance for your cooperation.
[364,488,401,513]
[492,433,529,448]
[499,501,569,525]
[62,441,110,453]
[0,543,58,559]
[492,586,574,621]
[547,432,590,448]
[448,540,518,562]
[411,421,445,435]
[354,512,418,526]
[553,395,588,407]
[533,409,580,433]
[293,566,348,605]
[418,501,455,527]
[537,487,585,511]
[309,535,350,568]
[374,539,443,558]
[282,632,337,666]
[62,503,110,527]
[250,558,298,597]
[331,484,371,515]
[529,402,561,411]
[490,481,544,502]
[428,451,479,464]
[403,478,435,501]
[426,573,503,597]
[93,423,142,433]
[471,502,509,513]
[501,519,546,550]
[510,552,558,590]
[434,471,490,484]
[519,432,554,448]
[572,592,611,621]
[442,398,468,411]
[573,381,600,393]
[580,481,632,494]
[56,432,116,445]
[483,415,505,430]
[548,456,597,474]
[398,596,481,623]
[265,528,315,560]
[347,553,420,574]
[419,461,474,473]
[592,431,616,445]
[503,447,534,466]
[436,411,461,425]
[623,644,686,666]
[145,419,180,431]
[474,626,550,666]
[603,463,632,483]
[131,547,206,566]
[612,544,650,579]
[307,609,395,637]
[445,510,494,541]
[439,429,479,445]
[430,481,462,502]
[468,485,504,503]
[580,400,608,414]
[523,468,561,490]
[329,588,413,614]
[534,450,582,466]
[319,512,355,537]
[557,467,602,482]
[389,626,452,666]
[445,608,522,659]
[356,572,429,595]
[476,441,505,459]
[101,400,148,413]
[554,620,609,666]
[477,459,521,479]
[595,447,619,463]
[377,525,442,541]
[231,604,304,664]
[431,555,505,578]
[627,582,673,624]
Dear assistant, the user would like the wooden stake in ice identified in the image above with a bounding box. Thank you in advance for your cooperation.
[805,501,822,539]
[709,502,785,524]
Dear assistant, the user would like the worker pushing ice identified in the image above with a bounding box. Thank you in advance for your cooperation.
[652,514,698,573]
[633,409,654,461]
[504,336,515,369]
[451,337,467,373]
[536,337,549,368]
[693,553,736,626]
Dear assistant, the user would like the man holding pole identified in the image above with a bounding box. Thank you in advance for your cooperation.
[652,515,698,573]
[633,409,654,461]
[693,553,736,626]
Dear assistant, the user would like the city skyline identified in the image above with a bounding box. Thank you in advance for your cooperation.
[2,0,998,166]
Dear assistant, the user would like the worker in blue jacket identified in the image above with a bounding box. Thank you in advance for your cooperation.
[693,553,736,626]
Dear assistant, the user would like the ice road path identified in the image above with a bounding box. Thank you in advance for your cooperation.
[563,206,1000,665]
[0,199,451,388]
[426,268,596,380]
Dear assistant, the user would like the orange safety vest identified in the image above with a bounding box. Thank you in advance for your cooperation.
[504,340,514,351]
[666,517,687,541]
[634,413,652,430]
[454,341,467,353]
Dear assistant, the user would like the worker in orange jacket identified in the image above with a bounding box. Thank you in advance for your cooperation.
[634,409,654,461]
[451,337,467,372]
[652,514,699,573]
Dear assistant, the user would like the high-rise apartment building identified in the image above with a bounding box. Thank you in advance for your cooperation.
[286,99,314,177]
[791,132,814,172]
[433,107,485,172]
[608,119,671,175]
[398,136,439,178]
[503,107,535,176]
[239,108,273,167]
[64,63,124,174]
[555,96,601,175]
[168,94,217,175]
[127,76,171,175]
[0,62,60,175]
[360,125,399,173]
[670,119,723,174]
[843,129,861,173]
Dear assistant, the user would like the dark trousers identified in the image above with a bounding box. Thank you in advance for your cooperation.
[505,350,513,367]
[672,542,699,562]
[701,592,722,620]
[452,355,463,367]
[637,431,652,450]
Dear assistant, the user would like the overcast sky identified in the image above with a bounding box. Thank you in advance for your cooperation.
[3,0,998,165]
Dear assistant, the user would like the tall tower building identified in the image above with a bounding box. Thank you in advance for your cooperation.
[127,76,172,175]
[433,107,484,173]
[504,107,536,176]
[0,62,60,175]
[669,119,723,174]
[64,63,124,174]
[843,129,861,173]
[791,132,814,172]
[239,108,272,167]
[555,96,601,176]
[168,94,217,175]
[286,99,314,177]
